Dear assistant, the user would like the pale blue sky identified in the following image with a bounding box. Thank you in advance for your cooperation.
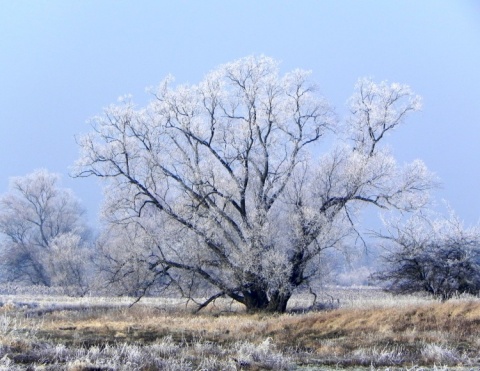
[1,1,479,225]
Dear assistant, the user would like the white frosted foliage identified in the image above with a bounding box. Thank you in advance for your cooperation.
[74,56,435,312]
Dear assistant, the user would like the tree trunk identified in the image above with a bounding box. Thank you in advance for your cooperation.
[243,289,269,313]
[242,289,291,313]
[266,291,291,313]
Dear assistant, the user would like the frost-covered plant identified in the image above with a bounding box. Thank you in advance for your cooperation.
[373,211,480,300]
[233,337,292,369]
[421,343,465,364]
[74,55,435,312]
[352,345,406,365]
[41,232,92,296]
[0,169,92,293]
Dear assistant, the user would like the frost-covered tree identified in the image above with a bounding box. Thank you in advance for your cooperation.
[94,221,169,297]
[0,169,91,291]
[42,232,92,295]
[373,213,480,300]
[74,56,435,312]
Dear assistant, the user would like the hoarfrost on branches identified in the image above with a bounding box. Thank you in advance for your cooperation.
[373,211,480,299]
[0,169,92,293]
[74,55,435,312]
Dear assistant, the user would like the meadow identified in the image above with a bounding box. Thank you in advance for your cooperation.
[0,285,479,370]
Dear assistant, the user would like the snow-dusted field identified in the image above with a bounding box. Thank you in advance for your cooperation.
[0,285,479,370]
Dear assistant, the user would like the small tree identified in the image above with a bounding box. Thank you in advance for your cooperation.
[42,232,92,296]
[74,56,435,312]
[0,169,92,292]
[373,213,480,300]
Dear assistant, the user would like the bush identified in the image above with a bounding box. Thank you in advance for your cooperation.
[372,213,480,300]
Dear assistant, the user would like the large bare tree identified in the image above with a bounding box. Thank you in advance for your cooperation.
[75,56,434,312]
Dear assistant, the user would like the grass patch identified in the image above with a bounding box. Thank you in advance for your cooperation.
[0,289,479,369]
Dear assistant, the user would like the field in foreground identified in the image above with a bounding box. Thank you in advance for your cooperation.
[0,288,479,370]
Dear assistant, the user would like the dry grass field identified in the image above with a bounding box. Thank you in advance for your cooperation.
[0,287,479,370]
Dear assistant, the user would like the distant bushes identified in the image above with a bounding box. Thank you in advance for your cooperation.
[372,213,480,300]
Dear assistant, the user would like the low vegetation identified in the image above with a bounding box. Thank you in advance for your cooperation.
[0,287,479,369]
[373,212,480,300]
